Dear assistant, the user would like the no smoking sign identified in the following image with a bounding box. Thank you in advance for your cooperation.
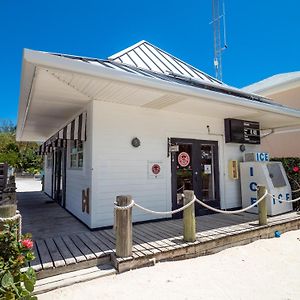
[148,161,163,179]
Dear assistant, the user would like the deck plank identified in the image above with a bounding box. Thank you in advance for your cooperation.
[144,222,188,248]
[29,241,43,271]
[134,226,177,251]
[133,233,163,254]
[69,234,96,260]
[83,232,114,254]
[52,236,76,265]
[132,233,161,254]
[93,231,116,250]
[44,238,66,268]
[77,233,106,258]
[35,240,54,270]
[100,229,143,258]
[61,235,86,263]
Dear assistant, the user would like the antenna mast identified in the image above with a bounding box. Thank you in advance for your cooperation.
[211,0,227,81]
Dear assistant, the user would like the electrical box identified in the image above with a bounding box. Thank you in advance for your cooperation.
[228,160,239,180]
[240,153,292,216]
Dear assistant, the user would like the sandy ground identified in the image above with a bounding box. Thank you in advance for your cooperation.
[39,229,300,300]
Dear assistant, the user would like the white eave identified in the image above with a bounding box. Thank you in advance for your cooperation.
[17,49,300,142]
[243,72,300,95]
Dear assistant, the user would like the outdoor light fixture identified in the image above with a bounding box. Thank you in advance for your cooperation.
[131,137,141,148]
[240,144,246,152]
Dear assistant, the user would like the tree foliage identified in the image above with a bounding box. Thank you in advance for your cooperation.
[0,223,37,299]
[271,157,300,210]
[0,120,42,173]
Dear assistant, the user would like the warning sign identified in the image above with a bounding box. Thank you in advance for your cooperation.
[152,164,161,175]
[178,152,190,167]
[148,161,163,179]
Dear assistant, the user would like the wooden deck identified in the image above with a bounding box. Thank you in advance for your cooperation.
[28,209,300,278]
[17,188,300,278]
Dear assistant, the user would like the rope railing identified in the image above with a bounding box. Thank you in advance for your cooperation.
[194,190,268,214]
[114,191,269,215]
[115,196,196,215]
[113,186,300,258]
[267,193,300,203]
[113,188,300,215]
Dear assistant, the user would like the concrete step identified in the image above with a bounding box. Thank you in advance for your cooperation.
[34,264,116,295]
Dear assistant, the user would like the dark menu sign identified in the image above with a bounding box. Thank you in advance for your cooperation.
[225,118,260,144]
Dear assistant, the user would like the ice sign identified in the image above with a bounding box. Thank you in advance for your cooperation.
[244,152,270,162]
[256,152,269,162]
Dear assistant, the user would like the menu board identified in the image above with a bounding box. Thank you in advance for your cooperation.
[225,118,260,144]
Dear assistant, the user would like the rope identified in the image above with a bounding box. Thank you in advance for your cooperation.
[114,196,196,215]
[0,213,21,222]
[267,193,300,203]
[134,198,195,215]
[0,213,22,240]
[113,187,300,216]
[114,200,135,211]
[194,190,268,214]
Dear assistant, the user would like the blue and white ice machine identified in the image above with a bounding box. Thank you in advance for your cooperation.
[240,152,292,216]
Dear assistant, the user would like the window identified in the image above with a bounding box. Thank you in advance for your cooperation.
[70,141,84,169]
[46,153,52,168]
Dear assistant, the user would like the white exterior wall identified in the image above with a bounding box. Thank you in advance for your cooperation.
[90,101,260,228]
[44,154,52,197]
[223,143,259,209]
[65,102,93,227]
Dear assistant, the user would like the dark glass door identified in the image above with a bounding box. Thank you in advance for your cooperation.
[171,138,220,218]
[53,148,66,207]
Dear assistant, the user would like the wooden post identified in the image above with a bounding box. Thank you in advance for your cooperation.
[183,190,196,242]
[115,195,133,257]
[258,185,268,226]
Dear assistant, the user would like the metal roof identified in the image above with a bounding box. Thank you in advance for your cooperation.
[109,40,223,85]
[52,43,282,108]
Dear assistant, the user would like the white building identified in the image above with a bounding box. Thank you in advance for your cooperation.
[243,72,300,157]
[16,41,300,229]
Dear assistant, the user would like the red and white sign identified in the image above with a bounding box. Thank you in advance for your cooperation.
[151,164,161,175]
[178,152,190,167]
[148,161,163,179]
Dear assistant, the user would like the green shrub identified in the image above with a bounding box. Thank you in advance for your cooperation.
[0,222,37,299]
[271,157,300,210]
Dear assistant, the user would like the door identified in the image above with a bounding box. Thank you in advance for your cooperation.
[171,138,220,218]
[52,148,66,207]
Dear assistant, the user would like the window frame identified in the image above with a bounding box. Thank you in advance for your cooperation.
[69,141,84,169]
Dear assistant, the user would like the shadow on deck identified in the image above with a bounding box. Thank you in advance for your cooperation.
[17,190,300,278]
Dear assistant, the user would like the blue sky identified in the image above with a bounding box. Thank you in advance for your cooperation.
[0,0,299,122]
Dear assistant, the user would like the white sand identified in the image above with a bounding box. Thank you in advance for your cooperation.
[39,229,300,300]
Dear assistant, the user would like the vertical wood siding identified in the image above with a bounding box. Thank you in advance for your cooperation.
[65,103,93,227]
[90,101,260,228]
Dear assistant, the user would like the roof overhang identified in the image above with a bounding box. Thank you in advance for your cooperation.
[17,49,300,142]
[243,72,300,96]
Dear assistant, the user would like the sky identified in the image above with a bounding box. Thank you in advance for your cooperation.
[0,0,299,122]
